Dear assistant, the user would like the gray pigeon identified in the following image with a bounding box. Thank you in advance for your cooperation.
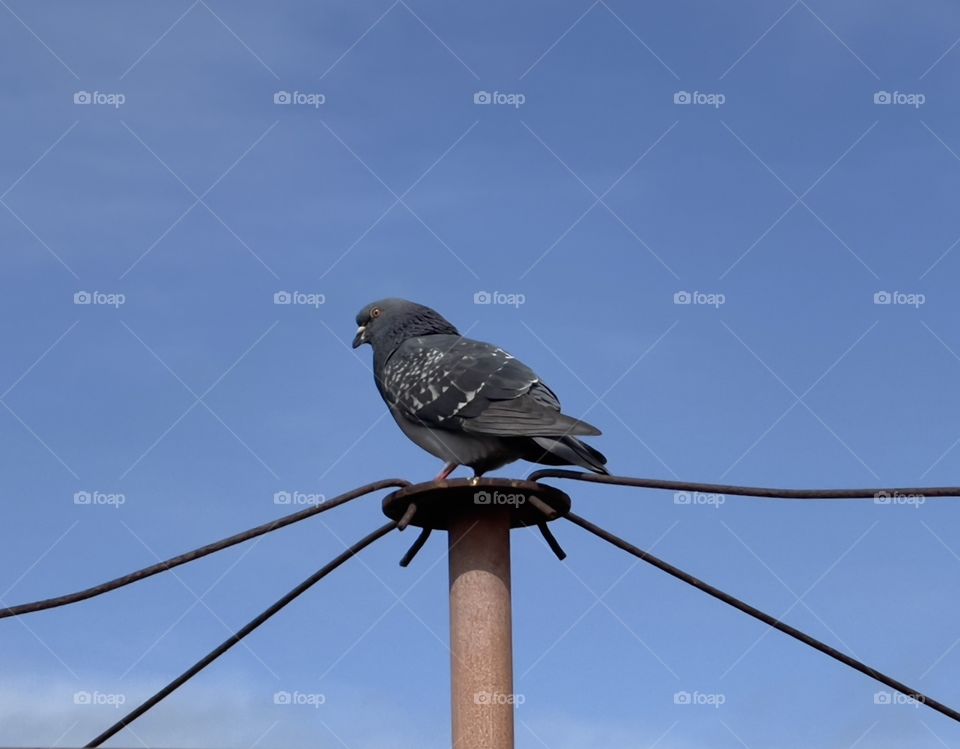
[352,298,608,479]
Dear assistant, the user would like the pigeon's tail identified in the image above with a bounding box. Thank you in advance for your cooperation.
[527,435,609,475]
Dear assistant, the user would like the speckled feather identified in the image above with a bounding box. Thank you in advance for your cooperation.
[378,335,600,437]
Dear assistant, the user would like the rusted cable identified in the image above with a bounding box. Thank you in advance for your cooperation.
[567,511,960,724]
[2,479,409,618]
[528,469,960,500]
[85,520,398,748]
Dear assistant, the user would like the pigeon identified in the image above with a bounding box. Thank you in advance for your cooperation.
[352,298,608,479]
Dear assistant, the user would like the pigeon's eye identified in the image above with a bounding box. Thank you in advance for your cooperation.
[370,307,382,320]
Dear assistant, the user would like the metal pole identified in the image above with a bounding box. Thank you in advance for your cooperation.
[448,506,515,749]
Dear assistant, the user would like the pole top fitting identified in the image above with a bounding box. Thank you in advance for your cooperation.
[382,477,571,531]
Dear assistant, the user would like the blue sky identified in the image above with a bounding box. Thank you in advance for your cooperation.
[3,1,960,746]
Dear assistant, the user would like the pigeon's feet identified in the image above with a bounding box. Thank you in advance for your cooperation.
[435,462,458,481]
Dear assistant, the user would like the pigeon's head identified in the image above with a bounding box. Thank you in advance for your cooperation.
[352,298,459,352]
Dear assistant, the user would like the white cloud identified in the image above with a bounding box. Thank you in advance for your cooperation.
[0,675,441,748]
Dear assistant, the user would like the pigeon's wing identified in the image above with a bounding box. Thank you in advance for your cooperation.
[379,336,600,437]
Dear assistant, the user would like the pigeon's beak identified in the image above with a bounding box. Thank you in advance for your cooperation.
[351,325,366,348]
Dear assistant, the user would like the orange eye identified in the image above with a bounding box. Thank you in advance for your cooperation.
[370,308,382,319]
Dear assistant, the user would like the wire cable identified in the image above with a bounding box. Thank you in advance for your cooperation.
[567,510,960,724]
[1,479,408,619]
[529,469,960,500]
[85,520,398,748]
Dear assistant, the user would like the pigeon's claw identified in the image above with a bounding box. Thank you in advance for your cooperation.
[435,462,458,481]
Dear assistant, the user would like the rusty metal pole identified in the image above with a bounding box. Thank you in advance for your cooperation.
[384,478,568,747]
[448,505,514,749]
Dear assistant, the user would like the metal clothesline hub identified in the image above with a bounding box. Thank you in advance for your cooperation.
[382,477,571,531]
